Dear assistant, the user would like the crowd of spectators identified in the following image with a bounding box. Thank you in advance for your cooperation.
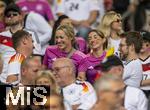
[0,0,150,110]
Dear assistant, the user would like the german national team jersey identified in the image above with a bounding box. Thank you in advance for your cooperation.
[123,59,143,88]
[56,0,99,21]
[62,80,97,110]
[0,31,16,83]
[78,51,106,84]
[124,86,148,110]
[7,53,25,84]
[139,55,150,90]
[0,29,41,83]
[43,45,86,70]
[17,0,54,21]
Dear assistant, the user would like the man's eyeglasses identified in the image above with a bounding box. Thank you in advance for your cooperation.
[52,66,70,73]
[6,13,19,18]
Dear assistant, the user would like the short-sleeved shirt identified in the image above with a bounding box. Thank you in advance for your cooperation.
[56,0,99,21]
[78,51,106,84]
[139,56,150,90]
[17,0,54,21]
[62,80,97,110]
[123,59,143,88]
[43,45,86,71]
[7,53,25,84]
[125,86,148,110]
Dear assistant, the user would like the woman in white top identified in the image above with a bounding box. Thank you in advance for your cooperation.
[97,11,123,56]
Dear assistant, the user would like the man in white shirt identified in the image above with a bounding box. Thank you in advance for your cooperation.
[92,74,125,110]
[0,3,51,83]
[119,32,148,110]
[56,0,99,38]
[3,3,52,55]
[119,32,143,88]
[124,86,148,110]
[7,30,34,85]
[52,58,97,110]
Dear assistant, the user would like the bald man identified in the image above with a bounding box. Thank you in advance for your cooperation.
[92,74,125,110]
[52,58,97,110]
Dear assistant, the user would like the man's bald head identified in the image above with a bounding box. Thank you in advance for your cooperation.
[52,58,75,73]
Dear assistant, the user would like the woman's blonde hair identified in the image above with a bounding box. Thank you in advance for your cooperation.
[56,24,75,45]
[35,70,59,93]
[97,11,123,38]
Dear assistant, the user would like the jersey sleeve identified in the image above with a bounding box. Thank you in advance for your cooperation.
[7,54,25,76]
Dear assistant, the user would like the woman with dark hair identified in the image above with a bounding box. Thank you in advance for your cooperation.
[50,15,69,45]
[78,29,113,84]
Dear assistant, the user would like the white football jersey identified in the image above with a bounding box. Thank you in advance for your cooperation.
[123,59,143,88]
[0,29,41,83]
[62,80,97,110]
[56,0,99,21]
[140,56,150,90]
[125,86,148,110]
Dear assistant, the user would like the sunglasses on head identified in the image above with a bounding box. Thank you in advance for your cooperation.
[6,13,19,18]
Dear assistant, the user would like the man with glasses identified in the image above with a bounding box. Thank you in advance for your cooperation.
[119,32,143,88]
[92,74,125,110]
[52,58,97,110]
[119,32,148,110]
